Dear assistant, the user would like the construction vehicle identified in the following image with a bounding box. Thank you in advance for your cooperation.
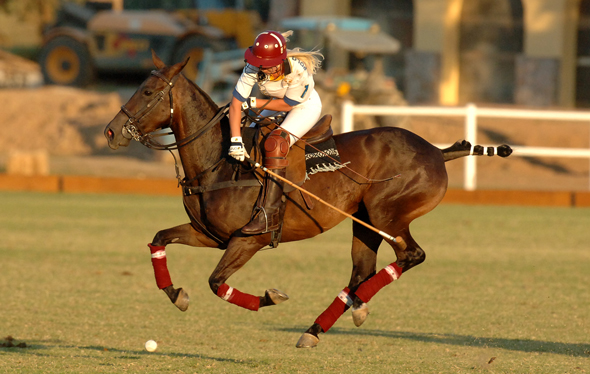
[38,0,259,86]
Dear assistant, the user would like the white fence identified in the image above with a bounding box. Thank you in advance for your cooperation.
[341,101,590,190]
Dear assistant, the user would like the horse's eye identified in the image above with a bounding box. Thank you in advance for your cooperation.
[144,90,153,96]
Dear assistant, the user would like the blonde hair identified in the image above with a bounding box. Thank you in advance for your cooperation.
[281,30,324,75]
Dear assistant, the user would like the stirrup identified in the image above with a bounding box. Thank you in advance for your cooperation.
[253,206,271,233]
[242,206,280,235]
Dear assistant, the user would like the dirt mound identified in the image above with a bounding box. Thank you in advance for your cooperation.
[1,86,121,156]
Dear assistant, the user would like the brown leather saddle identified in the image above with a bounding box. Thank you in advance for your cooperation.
[247,114,334,192]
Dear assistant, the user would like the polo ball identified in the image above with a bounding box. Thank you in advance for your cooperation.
[145,340,157,352]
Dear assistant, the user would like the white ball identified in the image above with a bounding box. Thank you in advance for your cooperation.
[145,339,158,352]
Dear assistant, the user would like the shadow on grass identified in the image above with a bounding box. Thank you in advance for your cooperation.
[78,345,254,364]
[282,327,590,357]
[1,340,255,366]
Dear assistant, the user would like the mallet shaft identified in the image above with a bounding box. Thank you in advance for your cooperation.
[249,159,405,248]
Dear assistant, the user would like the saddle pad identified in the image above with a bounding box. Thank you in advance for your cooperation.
[242,127,347,177]
[304,137,348,178]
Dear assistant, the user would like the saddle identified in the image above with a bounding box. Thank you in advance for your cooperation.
[244,114,334,193]
[301,114,334,144]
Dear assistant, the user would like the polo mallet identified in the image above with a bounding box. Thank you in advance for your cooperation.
[246,158,407,250]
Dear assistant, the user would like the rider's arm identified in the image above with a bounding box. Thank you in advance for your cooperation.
[230,66,257,138]
[230,96,295,138]
[229,96,243,139]
[254,98,295,112]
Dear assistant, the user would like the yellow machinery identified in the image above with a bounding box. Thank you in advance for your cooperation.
[39,0,259,86]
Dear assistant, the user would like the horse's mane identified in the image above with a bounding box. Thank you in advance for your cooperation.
[183,74,220,111]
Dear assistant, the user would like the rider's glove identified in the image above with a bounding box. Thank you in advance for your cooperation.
[228,136,247,161]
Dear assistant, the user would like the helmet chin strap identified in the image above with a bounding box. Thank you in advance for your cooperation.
[257,63,284,82]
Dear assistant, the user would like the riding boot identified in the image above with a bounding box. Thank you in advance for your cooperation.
[242,127,290,235]
[241,168,286,235]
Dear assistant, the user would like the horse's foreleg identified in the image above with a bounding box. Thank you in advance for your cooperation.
[297,213,382,348]
[208,235,284,311]
[149,223,221,311]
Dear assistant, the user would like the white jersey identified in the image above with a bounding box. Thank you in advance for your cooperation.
[233,56,316,106]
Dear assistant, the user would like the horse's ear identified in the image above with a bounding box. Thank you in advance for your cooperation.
[169,57,190,77]
[152,49,166,70]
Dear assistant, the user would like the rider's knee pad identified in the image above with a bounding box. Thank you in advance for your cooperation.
[264,129,290,169]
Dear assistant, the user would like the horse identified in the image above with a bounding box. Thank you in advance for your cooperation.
[104,52,512,348]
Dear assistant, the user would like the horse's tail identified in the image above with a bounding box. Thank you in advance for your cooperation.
[441,140,512,162]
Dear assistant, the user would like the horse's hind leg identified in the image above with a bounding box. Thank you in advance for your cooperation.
[149,223,222,312]
[296,210,383,348]
[296,225,425,348]
[351,227,425,319]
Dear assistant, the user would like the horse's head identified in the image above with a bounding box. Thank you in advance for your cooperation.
[104,50,188,149]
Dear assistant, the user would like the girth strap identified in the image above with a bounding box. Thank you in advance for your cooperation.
[183,179,261,196]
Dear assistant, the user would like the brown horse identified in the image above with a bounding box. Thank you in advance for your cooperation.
[104,52,512,348]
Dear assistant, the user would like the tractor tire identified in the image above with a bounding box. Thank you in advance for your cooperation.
[172,36,212,82]
[39,36,94,87]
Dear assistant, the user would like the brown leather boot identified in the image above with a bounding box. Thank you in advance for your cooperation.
[241,168,286,235]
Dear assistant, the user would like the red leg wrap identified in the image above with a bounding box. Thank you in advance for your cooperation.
[216,283,260,311]
[355,263,403,303]
[148,244,173,289]
[314,287,353,333]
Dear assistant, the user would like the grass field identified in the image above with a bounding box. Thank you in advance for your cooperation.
[0,191,589,373]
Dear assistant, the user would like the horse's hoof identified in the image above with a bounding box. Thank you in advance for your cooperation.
[352,303,369,327]
[266,288,289,305]
[296,333,319,348]
[174,288,190,312]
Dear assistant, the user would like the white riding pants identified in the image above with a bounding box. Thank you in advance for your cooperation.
[258,89,322,146]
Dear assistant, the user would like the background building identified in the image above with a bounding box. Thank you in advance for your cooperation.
[296,0,589,108]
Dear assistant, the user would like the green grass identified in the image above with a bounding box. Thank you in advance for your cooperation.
[0,191,589,373]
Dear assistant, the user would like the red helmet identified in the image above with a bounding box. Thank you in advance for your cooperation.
[244,31,287,68]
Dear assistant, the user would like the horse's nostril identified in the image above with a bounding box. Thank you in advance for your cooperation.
[107,129,114,140]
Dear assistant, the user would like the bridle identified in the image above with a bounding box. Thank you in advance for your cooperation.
[120,70,177,146]
[119,69,228,151]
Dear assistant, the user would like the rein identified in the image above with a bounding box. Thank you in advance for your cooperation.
[145,104,229,151]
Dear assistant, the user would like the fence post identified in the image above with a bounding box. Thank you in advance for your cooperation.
[465,103,478,190]
[341,100,354,133]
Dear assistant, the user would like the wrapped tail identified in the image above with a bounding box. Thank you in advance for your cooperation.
[442,140,512,162]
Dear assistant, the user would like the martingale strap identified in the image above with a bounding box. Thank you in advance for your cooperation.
[182,198,226,247]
